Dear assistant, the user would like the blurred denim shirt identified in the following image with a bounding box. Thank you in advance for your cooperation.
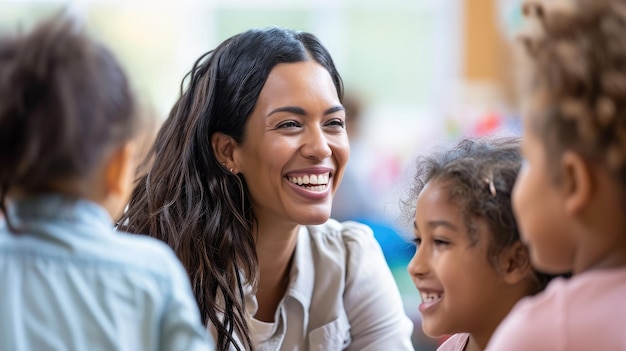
[0,195,214,351]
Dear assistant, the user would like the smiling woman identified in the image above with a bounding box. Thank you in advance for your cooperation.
[118,26,414,351]
[218,60,349,227]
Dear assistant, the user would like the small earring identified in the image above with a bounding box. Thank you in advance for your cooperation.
[222,162,234,174]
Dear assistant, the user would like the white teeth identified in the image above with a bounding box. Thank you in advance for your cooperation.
[288,173,330,186]
[420,292,443,303]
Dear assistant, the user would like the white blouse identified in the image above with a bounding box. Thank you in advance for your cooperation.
[249,317,275,346]
[234,219,415,351]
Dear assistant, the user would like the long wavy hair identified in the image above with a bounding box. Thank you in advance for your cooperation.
[118,26,343,351]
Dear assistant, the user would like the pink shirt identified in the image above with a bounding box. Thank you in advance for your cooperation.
[437,334,469,351]
[486,268,626,351]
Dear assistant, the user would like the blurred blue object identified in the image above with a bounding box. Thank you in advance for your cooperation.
[357,218,414,268]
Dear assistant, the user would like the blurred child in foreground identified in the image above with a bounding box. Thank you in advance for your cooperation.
[0,15,214,351]
[487,0,626,349]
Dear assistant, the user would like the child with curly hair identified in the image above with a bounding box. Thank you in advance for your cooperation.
[405,138,553,351]
[486,1,626,350]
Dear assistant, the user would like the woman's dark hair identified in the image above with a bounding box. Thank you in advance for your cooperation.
[0,15,137,229]
[402,137,552,291]
[118,26,343,351]
[519,0,626,195]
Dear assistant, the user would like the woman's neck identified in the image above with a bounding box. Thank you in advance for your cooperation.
[252,222,300,322]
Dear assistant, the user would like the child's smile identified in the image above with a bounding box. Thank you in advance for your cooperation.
[408,180,507,339]
[418,288,444,313]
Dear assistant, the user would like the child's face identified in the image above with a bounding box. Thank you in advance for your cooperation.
[407,180,507,338]
[513,112,576,273]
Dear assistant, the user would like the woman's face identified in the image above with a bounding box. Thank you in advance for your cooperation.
[233,60,349,228]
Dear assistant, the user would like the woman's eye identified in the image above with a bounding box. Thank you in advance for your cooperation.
[326,119,346,128]
[277,120,300,129]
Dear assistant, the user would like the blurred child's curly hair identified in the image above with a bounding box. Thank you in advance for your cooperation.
[519,0,626,191]
[402,137,552,290]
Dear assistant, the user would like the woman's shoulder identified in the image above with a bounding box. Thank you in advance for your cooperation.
[302,219,387,270]
[306,218,373,237]
[305,219,375,247]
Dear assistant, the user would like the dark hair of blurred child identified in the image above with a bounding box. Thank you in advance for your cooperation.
[0,14,213,351]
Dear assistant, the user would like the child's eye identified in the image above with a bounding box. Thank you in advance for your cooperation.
[434,239,449,246]
[412,237,422,247]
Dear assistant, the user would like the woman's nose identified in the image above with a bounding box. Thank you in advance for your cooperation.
[302,126,332,160]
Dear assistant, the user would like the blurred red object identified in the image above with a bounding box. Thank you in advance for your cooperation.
[473,111,502,136]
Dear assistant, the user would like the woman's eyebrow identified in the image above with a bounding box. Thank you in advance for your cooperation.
[267,106,306,117]
[267,105,344,117]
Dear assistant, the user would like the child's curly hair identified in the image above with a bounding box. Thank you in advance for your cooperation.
[519,0,626,190]
[402,137,552,290]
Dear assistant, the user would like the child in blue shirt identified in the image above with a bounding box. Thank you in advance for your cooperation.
[0,15,214,351]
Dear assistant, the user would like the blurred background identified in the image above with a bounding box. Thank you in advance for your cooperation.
[0,0,524,349]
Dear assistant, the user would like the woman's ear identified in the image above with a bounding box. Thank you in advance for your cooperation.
[211,132,238,173]
[499,241,533,285]
[560,150,593,216]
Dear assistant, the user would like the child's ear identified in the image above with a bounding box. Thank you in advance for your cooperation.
[102,142,136,219]
[104,142,136,196]
[560,150,592,216]
[211,132,239,174]
[499,241,533,285]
